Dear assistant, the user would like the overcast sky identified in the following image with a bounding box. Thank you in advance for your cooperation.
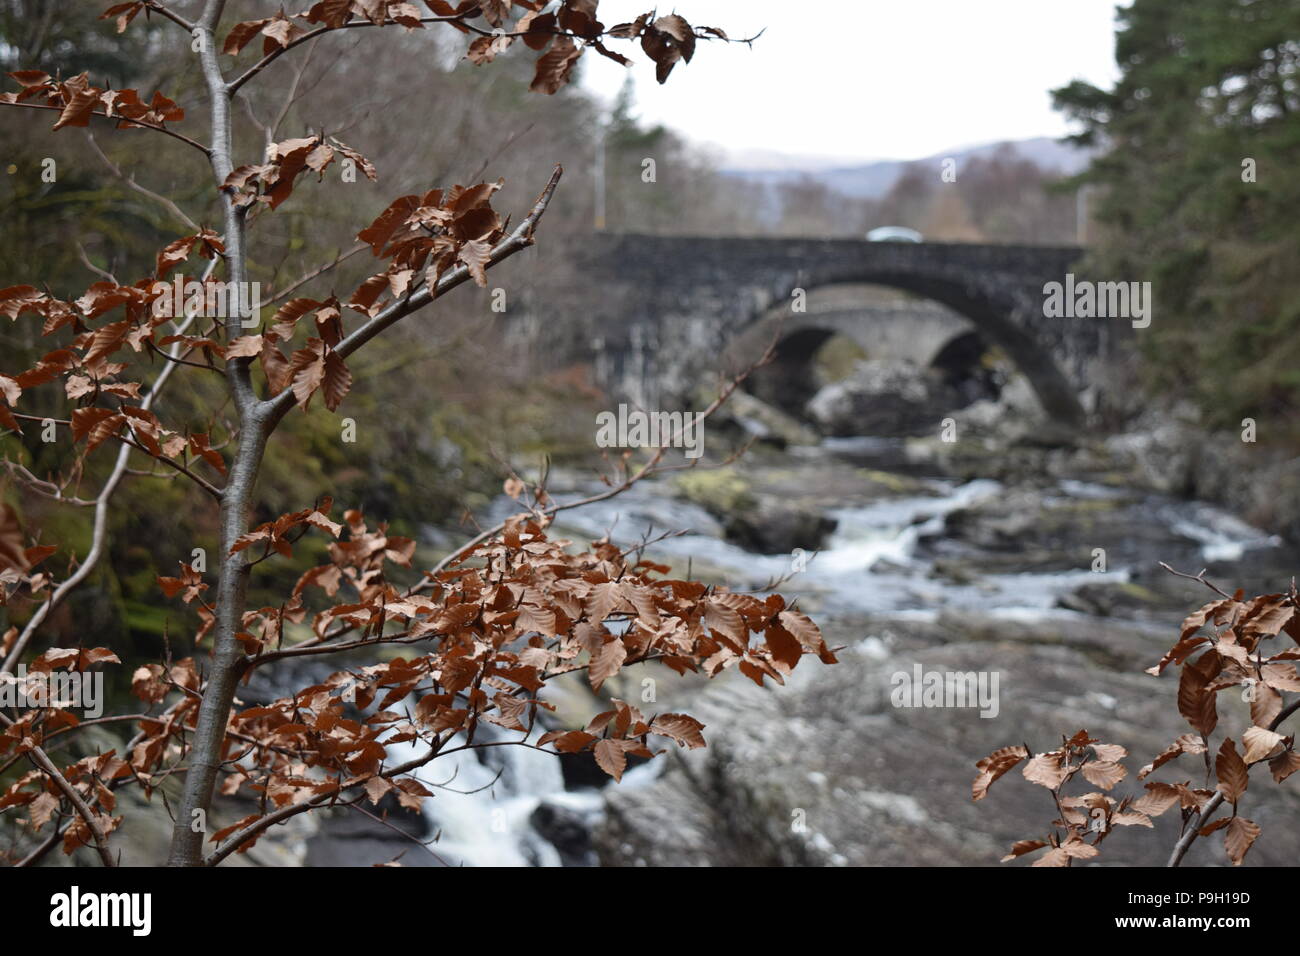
[578,0,1125,166]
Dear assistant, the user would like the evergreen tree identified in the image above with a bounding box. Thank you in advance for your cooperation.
[1054,0,1300,433]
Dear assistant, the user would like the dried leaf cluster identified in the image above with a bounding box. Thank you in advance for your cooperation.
[975,583,1300,866]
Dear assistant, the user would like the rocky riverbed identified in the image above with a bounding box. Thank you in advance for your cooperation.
[255,362,1300,867]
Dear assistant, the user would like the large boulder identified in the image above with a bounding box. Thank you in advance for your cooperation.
[709,388,820,449]
[673,467,838,555]
[806,359,957,438]
[594,614,1300,867]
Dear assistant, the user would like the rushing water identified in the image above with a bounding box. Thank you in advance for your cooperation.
[402,440,1285,866]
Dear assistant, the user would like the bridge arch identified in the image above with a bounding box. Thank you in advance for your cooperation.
[753,270,1083,427]
[565,234,1093,428]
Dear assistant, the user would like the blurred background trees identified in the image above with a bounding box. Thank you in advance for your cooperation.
[1054,0,1300,434]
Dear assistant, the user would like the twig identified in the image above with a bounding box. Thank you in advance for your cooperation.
[144,0,196,32]
[1167,694,1300,866]
[0,714,115,867]
[0,262,216,677]
[85,130,201,232]
[0,100,210,156]
[264,243,367,306]
[1158,562,1235,600]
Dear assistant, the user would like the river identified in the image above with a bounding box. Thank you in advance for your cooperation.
[392,431,1293,866]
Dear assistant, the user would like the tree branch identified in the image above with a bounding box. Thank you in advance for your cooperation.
[0,288,213,676]
[85,130,201,232]
[144,0,196,32]
[260,164,562,426]
[0,713,115,867]
[264,242,367,307]
[1167,696,1300,866]
[0,100,211,156]
[227,15,465,94]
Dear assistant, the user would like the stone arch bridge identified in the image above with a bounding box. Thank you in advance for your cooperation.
[542,233,1109,428]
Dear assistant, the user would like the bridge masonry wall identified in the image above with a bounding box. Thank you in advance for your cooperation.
[538,233,1118,426]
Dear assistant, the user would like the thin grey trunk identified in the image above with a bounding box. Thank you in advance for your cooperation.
[167,0,264,866]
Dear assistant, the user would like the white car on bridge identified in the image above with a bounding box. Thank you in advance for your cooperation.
[866,226,924,243]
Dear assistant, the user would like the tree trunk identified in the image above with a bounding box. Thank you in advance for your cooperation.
[167,0,263,866]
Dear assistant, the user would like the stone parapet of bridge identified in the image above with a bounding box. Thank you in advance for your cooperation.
[542,232,1112,427]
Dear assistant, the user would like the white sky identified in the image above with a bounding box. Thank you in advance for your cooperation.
[578,0,1125,165]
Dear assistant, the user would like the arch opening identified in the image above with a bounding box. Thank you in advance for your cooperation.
[730,273,1084,431]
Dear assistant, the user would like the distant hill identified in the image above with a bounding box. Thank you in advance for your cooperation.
[723,136,1094,200]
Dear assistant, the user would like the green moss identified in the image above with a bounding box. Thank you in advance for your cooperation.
[813,337,869,384]
[674,468,756,516]
[1117,581,1160,602]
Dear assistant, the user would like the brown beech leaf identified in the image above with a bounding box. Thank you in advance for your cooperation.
[1022,752,1070,789]
[1030,846,1070,868]
[321,350,351,412]
[1090,742,1127,762]
[260,337,291,394]
[517,603,558,637]
[539,730,596,753]
[0,504,28,572]
[777,608,825,653]
[1179,599,1234,641]
[1139,733,1206,779]
[1269,749,1300,783]
[1215,738,1248,804]
[457,238,492,287]
[1241,726,1285,764]
[225,334,263,359]
[1177,657,1218,736]
[1224,816,1261,866]
[1080,760,1126,791]
[1000,839,1048,862]
[531,35,583,94]
[1198,816,1231,837]
[593,738,635,782]
[52,83,99,131]
[1250,681,1283,729]
[588,639,627,692]
[1242,597,1294,638]
[972,745,1029,801]
[223,18,271,55]
[100,2,145,33]
[649,713,705,749]
[189,433,226,475]
[364,776,393,805]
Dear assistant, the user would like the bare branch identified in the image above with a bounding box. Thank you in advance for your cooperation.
[144,0,196,32]
[264,242,367,306]
[85,130,201,232]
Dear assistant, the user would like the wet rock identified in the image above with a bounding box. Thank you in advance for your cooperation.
[530,802,596,867]
[304,792,435,867]
[1055,580,1163,617]
[673,466,839,555]
[920,486,1208,574]
[723,502,838,556]
[710,388,820,449]
[594,617,1300,867]
[806,359,958,438]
